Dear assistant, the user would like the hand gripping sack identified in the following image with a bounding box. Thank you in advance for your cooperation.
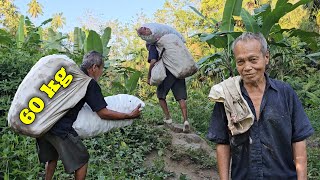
[72,94,145,138]
[137,23,186,44]
[7,55,92,138]
[156,34,198,79]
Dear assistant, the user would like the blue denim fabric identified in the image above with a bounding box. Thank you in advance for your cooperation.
[207,75,314,180]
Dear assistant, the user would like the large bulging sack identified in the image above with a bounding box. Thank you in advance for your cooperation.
[73,94,145,138]
[7,55,92,138]
[156,34,198,79]
[137,23,185,44]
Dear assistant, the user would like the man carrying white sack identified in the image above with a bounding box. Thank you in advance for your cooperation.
[36,51,141,180]
[137,24,191,133]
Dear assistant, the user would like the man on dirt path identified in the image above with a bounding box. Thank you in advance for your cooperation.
[207,32,314,180]
[146,43,190,133]
[36,51,141,180]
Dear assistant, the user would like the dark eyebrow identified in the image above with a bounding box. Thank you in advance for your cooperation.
[248,55,259,58]
[236,57,244,61]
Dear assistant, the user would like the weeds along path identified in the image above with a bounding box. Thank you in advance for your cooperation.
[144,123,219,180]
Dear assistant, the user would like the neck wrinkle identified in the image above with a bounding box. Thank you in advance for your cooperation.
[244,77,266,93]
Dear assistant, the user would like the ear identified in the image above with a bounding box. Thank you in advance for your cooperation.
[265,51,270,65]
[92,64,99,71]
[87,64,97,73]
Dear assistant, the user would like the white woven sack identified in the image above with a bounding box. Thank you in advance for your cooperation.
[138,23,186,43]
[72,94,145,138]
[156,34,198,79]
[150,59,167,86]
[7,55,92,138]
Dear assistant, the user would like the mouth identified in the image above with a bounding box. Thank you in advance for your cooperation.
[244,74,255,78]
[244,74,254,77]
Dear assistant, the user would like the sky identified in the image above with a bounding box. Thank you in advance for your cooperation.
[15,0,167,32]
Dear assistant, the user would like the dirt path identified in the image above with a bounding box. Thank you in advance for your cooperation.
[144,124,219,180]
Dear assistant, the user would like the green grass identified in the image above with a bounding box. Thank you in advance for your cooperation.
[0,113,173,179]
[0,81,318,179]
[0,84,214,179]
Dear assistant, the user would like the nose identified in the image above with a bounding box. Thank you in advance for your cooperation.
[243,62,253,71]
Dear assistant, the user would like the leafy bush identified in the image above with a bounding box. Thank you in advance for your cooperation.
[0,48,40,128]
[0,106,173,179]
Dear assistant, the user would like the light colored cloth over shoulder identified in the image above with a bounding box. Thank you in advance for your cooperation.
[208,76,254,135]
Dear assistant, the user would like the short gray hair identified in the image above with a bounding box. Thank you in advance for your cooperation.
[80,51,104,73]
[231,32,268,55]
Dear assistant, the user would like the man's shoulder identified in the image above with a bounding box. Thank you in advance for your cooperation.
[88,78,98,86]
[87,79,102,92]
[148,44,158,52]
[268,77,293,92]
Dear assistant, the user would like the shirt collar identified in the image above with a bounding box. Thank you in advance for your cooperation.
[265,73,279,92]
[240,73,278,96]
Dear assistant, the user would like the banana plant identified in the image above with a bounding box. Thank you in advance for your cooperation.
[72,27,141,94]
[101,27,111,57]
[84,30,103,54]
[15,15,53,50]
[191,0,320,79]
[16,15,25,48]
[190,0,244,78]
[44,27,66,51]
[73,27,85,53]
[74,27,112,58]
[110,67,142,95]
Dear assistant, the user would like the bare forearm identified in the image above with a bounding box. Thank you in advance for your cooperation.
[216,144,231,180]
[148,59,156,79]
[293,140,308,180]
[97,108,136,120]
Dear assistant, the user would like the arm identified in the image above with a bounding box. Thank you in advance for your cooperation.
[292,140,308,180]
[216,144,231,180]
[147,59,157,85]
[96,104,141,120]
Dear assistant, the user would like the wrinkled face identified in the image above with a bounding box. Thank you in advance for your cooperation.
[89,63,104,81]
[234,39,269,85]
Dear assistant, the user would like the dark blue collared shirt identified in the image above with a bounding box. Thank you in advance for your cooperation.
[207,75,314,180]
[147,44,159,63]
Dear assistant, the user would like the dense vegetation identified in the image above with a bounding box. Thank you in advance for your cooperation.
[0,0,319,179]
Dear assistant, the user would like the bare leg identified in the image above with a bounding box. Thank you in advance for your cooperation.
[179,99,190,132]
[178,99,188,122]
[159,99,171,119]
[75,163,88,180]
[45,160,57,180]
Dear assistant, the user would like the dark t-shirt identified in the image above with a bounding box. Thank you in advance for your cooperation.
[49,79,107,138]
[147,44,159,63]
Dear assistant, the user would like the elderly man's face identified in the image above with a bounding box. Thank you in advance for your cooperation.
[234,39,269,85]
[137,27,152,36]
[89,63,104,81]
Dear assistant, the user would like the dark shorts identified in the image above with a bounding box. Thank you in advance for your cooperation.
[157,69,187,101]
[36,132,89,174]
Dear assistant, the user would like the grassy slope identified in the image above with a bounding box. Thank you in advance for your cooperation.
[0,84,319,179]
